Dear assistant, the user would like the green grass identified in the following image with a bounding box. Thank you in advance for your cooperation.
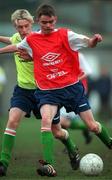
[0,116,112,179]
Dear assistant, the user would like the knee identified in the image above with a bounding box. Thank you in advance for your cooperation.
[7,118,19,129]
[53,128,69,140]
[89,121,101,134]
[53,130,62,139]
[42,114,52,128]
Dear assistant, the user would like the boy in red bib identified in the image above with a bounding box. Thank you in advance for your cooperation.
[0,4,112,177]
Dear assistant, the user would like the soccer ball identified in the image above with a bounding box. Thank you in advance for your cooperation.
[79,153,103,176]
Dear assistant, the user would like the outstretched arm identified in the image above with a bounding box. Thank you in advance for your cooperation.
[0,36,11,44]
[67,31,103,51]
[0,44,18,54]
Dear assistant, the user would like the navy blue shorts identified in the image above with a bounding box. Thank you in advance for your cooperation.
[10,85,40,119]
[10,85,59,124]
[35,81,91,115]
[52,110,60,124]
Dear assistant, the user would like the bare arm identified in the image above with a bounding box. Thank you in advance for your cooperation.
[0,44,18,54]
[0,44,32,61]
[0,36,11,44]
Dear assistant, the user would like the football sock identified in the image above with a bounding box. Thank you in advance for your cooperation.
[69,119,88,130]
[61,129,77,153]
[67,119,92,144]
[96,123,112,148]
[41,131,54,165]
[0,128,16,168]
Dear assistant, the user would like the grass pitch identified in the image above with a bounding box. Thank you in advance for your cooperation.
[0,116,112,179]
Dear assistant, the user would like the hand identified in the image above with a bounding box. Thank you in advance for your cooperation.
[89,34,103,47]
[16,48,32,61]
[93,34,102,42]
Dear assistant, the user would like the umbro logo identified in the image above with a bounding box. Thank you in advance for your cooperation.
[41,52,60,62]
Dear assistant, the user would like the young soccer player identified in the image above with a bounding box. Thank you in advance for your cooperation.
[0,9,39,177]
[0,9,80,177]
[0,4,112,177]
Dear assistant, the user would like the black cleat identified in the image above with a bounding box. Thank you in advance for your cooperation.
[37,160,57,177]
[68,148,80,170]
[82,130,93,144]
[0,162,7,176]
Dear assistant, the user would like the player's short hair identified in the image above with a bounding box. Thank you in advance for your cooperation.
[11,9,34,25]
[36,4,56,19]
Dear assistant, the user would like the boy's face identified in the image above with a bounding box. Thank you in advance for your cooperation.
[38,15,57,34]
[15,19,32,39]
